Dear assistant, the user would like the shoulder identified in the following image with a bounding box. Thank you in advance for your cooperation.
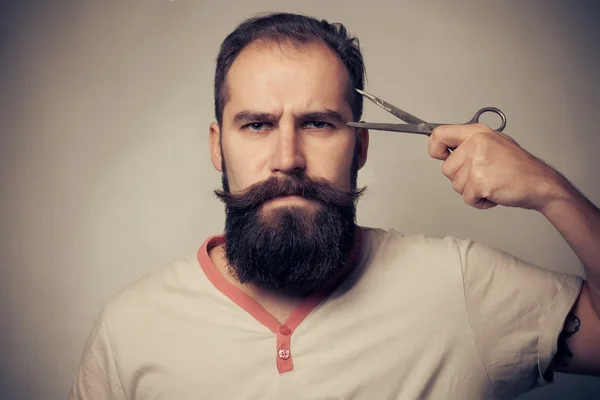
[355,226,474,291]
[361,226,551,272]
[359,225,464,265]
[100,250,208,327]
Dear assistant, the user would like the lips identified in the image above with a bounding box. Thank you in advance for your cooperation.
[267,195,306,203]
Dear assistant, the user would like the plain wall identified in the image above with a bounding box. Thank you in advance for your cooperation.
[1,0,599,399]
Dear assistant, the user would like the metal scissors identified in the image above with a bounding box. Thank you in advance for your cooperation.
[346,89,506,135]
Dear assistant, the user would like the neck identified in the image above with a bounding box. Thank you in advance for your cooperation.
[208,243,304,322]
[207,225,362,323]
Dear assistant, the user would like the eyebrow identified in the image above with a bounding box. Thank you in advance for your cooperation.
[232,109,347,126]
[232,111,277,126]
[302,110,345,124]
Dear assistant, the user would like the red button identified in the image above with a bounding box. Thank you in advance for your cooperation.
[279,325,291,335]
[278,349,290,360]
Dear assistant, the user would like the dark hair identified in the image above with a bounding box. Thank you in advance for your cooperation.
[214,12,366,126]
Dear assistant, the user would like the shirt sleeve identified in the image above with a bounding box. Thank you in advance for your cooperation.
[69,308,126,400]
[453,237,583,399]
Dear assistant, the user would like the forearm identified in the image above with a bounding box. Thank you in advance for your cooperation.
[540,173,600,316]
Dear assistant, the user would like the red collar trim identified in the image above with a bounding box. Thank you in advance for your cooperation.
[196,226,363,334]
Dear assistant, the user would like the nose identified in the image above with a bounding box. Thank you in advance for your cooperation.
[268,124,305,175]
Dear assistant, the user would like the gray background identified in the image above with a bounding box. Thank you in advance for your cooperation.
[1,0,599,399]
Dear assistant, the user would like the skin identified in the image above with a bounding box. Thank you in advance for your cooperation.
[207,37,600,374]
[208,40,368,320]
[428,123,600,375]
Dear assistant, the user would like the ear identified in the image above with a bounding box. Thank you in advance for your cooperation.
[209,122,223,172]
[356,127,369,170]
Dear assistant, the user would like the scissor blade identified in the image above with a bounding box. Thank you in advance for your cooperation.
[346,121,432,135]
[356,88,428,125]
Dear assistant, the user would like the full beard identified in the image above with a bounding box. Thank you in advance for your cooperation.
[214,172,365,296]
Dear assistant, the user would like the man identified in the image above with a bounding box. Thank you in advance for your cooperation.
[69,12,600,399]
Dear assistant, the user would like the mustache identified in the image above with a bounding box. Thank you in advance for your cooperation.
[214,174,366,211]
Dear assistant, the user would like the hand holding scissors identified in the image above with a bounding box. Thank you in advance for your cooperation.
[347,88,564,212]
[346,88,507,135]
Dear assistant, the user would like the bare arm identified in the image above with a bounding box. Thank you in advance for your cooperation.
[540,172,600,375]
[426,123,600,376]
[549,282,600,375]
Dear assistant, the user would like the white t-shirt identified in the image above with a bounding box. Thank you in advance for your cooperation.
[69,226,582,399]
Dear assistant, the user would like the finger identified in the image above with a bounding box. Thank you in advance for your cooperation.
[462,181,498,210]
[428,125,471,160]
[480,200,498,210]
[441,144,469,181]
[451,164,470,195]
[461,182,482,208]
[429,144,451,161]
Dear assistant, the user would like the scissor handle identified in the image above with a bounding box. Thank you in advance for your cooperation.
[470,107,506,132]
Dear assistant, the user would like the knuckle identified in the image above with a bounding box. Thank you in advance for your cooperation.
[479,182,492,199]
[471,168,485,183]
[452,179,462,193]
[470,122,489,132]
[462,191,475,205]
[476,122,490,131]
[471,134,489,151]
[471,130,485,141]
[427,140,436,155]
[472,153,487,167]
[441,162,452,177]
[431,125,448,139]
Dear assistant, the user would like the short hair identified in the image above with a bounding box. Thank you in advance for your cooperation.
[213,12,366,126]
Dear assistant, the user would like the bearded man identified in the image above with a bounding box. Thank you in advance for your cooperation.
[70,12,600,400]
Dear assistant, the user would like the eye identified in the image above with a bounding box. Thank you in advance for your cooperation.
[242,122,272,132]
[303,121,333,129]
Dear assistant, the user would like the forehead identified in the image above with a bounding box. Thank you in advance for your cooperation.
[223,40,352,117]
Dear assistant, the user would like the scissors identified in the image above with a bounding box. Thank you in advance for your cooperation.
[346,89,507,135]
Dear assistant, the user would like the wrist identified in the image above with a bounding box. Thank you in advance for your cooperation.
[537,170,577,216]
